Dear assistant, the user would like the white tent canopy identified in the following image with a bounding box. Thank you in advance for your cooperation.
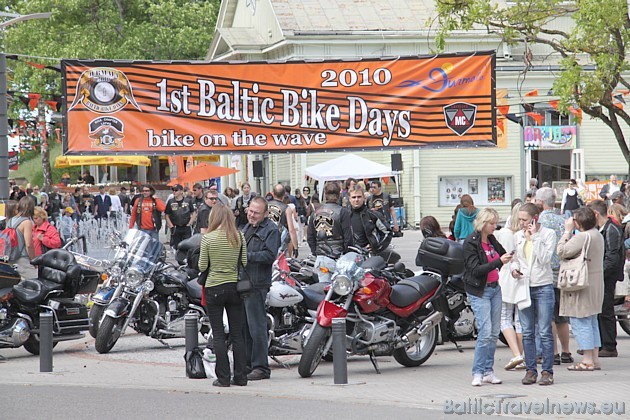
[304,153,395,183]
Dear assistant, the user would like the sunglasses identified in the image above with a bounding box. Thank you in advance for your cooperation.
[206,197,217,201]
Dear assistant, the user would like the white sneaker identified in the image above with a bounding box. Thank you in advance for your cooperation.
[471,374,483,386]
[505,355,524,370]
[482,373,502,384]
[515,362,527,370]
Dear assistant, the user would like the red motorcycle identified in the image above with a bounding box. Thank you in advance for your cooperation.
[298,240,463,378]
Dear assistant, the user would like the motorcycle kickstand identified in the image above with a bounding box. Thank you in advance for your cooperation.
[270,355,291,370]
[451,340,464,353]
[157,338,173,349]
[369,352,381,374]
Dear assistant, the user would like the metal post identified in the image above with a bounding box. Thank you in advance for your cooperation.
[0,53,9,201]
[184,311,198,353]
[39,312,53,372]
[332,317,347,385]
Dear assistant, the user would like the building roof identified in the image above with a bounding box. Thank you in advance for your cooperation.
[271,0,436,33]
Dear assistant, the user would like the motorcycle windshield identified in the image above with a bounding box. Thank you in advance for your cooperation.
[334,252,365,281]
[121,229,163,275]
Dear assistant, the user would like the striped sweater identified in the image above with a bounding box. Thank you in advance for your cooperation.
[198,230,247,288]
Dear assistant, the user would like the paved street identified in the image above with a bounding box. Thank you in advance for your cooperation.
[1,231,629,419]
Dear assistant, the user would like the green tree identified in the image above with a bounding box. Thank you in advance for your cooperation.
[2,0,221,189]
[435,0,630,172]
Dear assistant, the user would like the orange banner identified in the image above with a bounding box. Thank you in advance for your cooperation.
[62,52,496,155]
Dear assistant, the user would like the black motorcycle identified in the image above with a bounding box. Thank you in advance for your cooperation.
[95,229,209,354]
[0,249,98,354]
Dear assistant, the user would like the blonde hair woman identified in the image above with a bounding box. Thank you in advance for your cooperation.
[463,208,513,386]
[198,204,248,387]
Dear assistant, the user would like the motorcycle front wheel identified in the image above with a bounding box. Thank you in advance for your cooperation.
[298,324,331,378]
[95,315,125,354]
[88,305,106,339]
[393,325,437,367]
[619,319,630,335]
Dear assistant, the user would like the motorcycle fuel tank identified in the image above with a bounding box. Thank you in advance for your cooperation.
[267,282,303,308]
[353,272,391,313]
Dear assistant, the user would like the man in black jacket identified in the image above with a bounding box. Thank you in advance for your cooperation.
[307,181,352,258]
[588,200,624,357]
[241,196,281,380]
[348,185,392,254]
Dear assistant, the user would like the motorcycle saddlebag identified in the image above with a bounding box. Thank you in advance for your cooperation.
[52,298,90,333]
[416,237,464,276]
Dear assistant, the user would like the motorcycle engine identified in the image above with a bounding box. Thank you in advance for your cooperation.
[353,318,397,355]
[452,307,476,338]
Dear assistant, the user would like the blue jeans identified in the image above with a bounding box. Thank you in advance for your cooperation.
[519,284,555,374]
[570,315,601,350]
[243,287,270,375]
[139,228,159,242]
[468,285,502,376]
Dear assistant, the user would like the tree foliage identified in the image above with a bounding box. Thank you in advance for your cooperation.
[435,0,630,169]
[1,0,220,188]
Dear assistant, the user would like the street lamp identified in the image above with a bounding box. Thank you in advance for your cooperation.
[0,11,52,203]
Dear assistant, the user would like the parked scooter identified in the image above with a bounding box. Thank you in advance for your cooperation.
[94,229,210,353]
[0,249,98,354]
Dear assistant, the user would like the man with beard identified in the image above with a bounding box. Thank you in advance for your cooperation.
[348,185,392,254]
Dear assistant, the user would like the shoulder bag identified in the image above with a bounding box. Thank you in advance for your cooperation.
[236,236,253,295]
[558,233,591,291]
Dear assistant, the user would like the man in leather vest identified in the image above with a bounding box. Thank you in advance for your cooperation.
[307,182,352,258]
[267,183,297,252]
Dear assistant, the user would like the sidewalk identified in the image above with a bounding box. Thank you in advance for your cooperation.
[1,231,628,418]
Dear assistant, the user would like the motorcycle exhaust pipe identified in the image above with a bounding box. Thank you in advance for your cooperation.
[405,312,443,343]
[0,318,30,347]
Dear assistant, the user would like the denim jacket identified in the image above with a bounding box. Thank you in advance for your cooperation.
[241,218,281,289]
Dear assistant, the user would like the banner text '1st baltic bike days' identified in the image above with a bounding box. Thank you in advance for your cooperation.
[61,52,496,155]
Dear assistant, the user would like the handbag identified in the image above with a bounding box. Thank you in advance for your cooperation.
[235,237,253,295]
[558,233,591,291]
[197,268,209,286]
[184,347,207,379]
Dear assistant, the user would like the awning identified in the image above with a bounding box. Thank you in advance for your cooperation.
[55,155,152,168]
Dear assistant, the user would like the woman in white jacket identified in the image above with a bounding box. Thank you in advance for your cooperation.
[510,203,558,386]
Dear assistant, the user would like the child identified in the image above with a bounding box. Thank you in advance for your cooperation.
[60,207,77,249]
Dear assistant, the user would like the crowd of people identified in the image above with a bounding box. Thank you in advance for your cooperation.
[422,174,629,387]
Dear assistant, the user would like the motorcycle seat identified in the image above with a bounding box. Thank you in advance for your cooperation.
[299,282,327,311]
[389,274,440,308]
[185,278,203,300]
[362,256,387,271]
[13,279,64,304]
[177,234,202,253]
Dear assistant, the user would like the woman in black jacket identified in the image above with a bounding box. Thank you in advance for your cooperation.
[463,207,513,386]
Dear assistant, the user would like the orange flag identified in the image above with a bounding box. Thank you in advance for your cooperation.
[497,105,509,116]
[549,100,559,109]
[525,89,538,97]
[526,112,544,125]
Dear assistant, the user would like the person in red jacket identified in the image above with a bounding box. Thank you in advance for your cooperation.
[129,185,166,242]
[32,207,63,256]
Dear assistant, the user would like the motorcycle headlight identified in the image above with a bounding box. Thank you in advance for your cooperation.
[143,280,154,292]
[125,268,143,288]
[332,275,353,296]
[110,265,122,277]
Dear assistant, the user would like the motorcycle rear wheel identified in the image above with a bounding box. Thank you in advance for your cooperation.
[95,315,125,354]
[619,319,630,336]
[23,335,58,355]
[89,305,105,339]
[298,324,331,378]
[393,325,437,367]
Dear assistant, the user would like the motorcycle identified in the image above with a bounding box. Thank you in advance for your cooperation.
[297,239,463,378]
[614,297,630,335]
[0,248,99,355]
[267,253,327,358]
[94,229,210,354]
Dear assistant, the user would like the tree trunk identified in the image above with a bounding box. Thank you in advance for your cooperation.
[38,102,52,192]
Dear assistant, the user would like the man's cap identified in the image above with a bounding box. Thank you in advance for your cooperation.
[64,207,74,214]
[172,184,184,191]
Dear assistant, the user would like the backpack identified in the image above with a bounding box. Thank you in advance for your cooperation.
[0,226,21,262]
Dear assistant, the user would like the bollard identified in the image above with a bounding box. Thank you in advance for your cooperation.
[332,317,348,384]
[39,312,53,373]
[185,312,199,353]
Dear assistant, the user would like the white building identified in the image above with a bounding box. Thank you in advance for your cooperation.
[208,0,629,227]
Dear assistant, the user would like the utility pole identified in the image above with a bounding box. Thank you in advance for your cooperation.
[0,11,52,203]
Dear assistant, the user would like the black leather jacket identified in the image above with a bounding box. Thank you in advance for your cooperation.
[307,202,352,257]
[602,219,624,282]
[241,218,281,289]
[462,231,506,297]
[350,204,392,253]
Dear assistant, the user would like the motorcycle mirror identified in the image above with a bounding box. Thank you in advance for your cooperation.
[393,262,406,273]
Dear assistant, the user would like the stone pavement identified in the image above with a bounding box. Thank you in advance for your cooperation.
[1,231,629,419]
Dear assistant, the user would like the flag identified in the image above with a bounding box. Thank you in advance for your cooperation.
[525,89,538,97]
[505,113,523,125]
[25,61,45,70]
[497,105,509,116]
[549,100,559,109]
[614,94,626,104]
[526,112,544,125]
[27,93,41,111]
